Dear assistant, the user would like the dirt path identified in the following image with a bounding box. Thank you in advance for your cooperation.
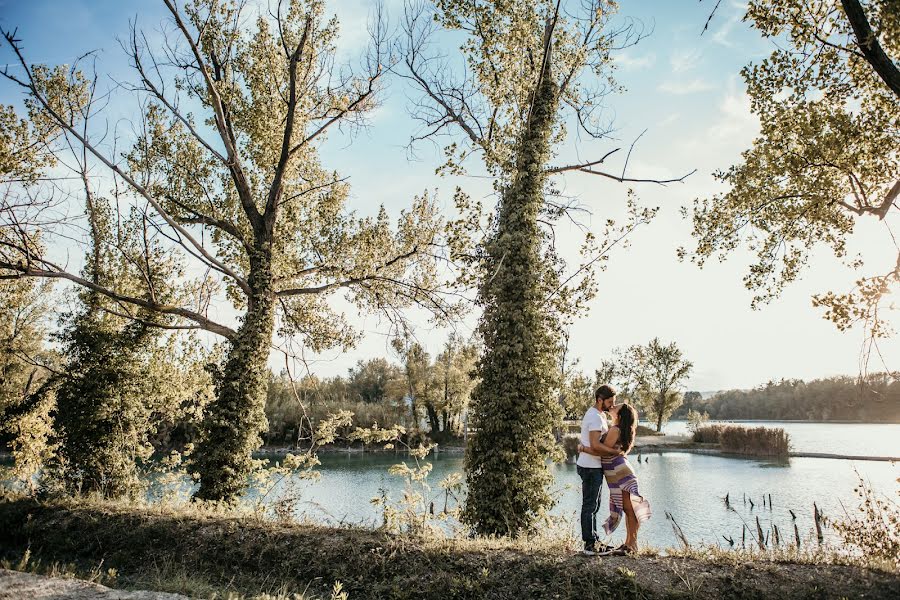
[0,569,187,600]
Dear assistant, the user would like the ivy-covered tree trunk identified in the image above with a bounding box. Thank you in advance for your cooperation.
[463,49,562,537]
[194,249,275,503]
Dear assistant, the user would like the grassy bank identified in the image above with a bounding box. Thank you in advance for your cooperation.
[0,496,897,599]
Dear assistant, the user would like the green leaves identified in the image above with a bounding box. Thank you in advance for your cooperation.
[686,0,900,337]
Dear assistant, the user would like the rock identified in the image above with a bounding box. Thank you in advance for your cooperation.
[0,569,188,600]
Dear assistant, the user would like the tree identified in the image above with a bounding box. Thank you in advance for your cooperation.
[347,358,403,404]
[1,0,458,502]
[619,338,693,432]
[401,0,682,536]
[0,277,56,490]
[685,0,900,358]
[394,338,432,430]
[429,334,478,437]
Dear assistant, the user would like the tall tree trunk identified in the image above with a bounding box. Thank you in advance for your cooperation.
[425,402,441,434]
[194,248,275,502]
[463,34,562,536]
[656,391,665,432]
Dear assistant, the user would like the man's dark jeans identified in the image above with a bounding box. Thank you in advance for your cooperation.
[577,465,604,544]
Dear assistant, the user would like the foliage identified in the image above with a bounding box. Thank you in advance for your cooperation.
[1,0,458,503]
[677,373,900,422]
[561,433,580,462]
[49,310,159,498]
[834,472,900,570]
[264,338,476,447]
[559,366,596,420]
[462,28,563,536]
[686,408,710,433]
[394,334,479,438]
[0,277,56,488]
[684,0,900,342]
[719,425,789,457]
[370,439,459,535]
[347,358,404,404]
[402,0,662,535]
[0,102,56,183]
[608,338,693,432]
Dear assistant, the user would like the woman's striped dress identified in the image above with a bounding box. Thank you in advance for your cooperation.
[601,452,652,535]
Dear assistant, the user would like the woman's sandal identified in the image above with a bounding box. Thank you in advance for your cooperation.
[604,544,637,557]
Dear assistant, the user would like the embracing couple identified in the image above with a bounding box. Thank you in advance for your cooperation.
[576,384,652,556]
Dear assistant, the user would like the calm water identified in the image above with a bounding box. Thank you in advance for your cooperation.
[659,420,900,457]
[3,422,897,550]
[274,451,896,549]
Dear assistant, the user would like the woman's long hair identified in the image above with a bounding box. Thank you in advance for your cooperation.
[617,403,637,454]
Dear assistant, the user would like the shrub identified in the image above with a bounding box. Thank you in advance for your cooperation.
[686,409,710,433]
[834,473,900,570]
[266,398,409,448]
[635,425,663,437]
[562,434,580,462]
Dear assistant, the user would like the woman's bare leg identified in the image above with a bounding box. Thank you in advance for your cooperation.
[622,490,639,551]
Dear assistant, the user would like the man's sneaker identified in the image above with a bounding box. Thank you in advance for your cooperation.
[595,542,615,554]
[581,543,598,556]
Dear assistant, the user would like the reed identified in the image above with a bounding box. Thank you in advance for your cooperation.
[691,424,729,444]
[692,424,790,457]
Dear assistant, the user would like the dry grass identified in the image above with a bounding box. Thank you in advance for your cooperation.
[0,494,897,600]
[692,425,790,457]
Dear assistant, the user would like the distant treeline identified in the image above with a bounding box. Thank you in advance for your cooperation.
[674,373,900,423]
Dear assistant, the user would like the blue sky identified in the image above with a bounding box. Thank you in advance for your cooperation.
[2,0,896,391]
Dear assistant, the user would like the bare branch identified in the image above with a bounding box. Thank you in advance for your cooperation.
[0,259,235,338]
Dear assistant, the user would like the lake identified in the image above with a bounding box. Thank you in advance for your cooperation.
[2,421,897,551]
[659,419,900,457]
[254,420,898,549]
[269,450,896,550]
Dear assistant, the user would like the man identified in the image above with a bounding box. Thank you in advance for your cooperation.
[577,384,617,555]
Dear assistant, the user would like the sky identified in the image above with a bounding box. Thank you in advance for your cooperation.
[1,0,897,392]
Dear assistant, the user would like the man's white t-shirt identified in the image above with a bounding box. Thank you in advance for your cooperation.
[576,406,609,468]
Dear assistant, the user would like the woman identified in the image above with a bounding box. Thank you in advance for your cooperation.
[578,402,651,555]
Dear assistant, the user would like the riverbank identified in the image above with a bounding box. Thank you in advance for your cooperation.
[1,496,897,600]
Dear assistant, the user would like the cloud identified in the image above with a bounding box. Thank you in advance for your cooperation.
[657,113,681,127]
[674,76,759,158]
[669,47,703,73]
[708,77,757,141]
[658,78,716,95]
[711,1,749,47]
[615,52,656,71]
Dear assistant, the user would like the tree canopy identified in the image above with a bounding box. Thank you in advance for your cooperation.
[686,0,900,349]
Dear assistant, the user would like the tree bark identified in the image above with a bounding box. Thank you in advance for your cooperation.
[840,0,900,99]
[194,248,276,502]
[425,402,441,434]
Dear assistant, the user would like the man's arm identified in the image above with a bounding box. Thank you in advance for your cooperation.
[583,429,620,456]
